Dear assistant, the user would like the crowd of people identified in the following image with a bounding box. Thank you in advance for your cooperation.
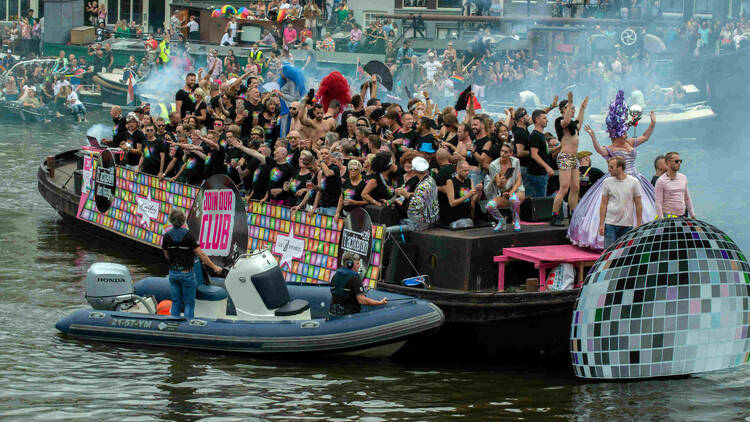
[91,55,698,252]
[0,59,89,121]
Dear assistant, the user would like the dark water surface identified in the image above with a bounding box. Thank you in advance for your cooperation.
[1,113,750,421]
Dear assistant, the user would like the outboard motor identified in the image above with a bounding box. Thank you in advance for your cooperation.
[224,249,311,320]
[85,263,154,313]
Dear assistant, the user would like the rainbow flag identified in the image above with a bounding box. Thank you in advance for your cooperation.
[450,74,464,84]
[276,8,288,22]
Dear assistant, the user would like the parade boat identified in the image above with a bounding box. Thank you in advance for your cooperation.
[40,147,593,363]
[56,249,444,356]
[92,71,132,105]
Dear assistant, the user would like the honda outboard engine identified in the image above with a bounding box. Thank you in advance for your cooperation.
[85,263,153,313]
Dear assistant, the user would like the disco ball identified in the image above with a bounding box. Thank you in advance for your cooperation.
[570,218,750,379]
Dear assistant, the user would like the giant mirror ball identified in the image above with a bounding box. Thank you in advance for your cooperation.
[570,218,750,379]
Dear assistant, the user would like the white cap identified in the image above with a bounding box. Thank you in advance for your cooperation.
[412,156,429,172]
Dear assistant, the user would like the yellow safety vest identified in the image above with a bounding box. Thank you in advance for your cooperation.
[159,40,171,63]
[158,103,177,119]
[249,49,263,71]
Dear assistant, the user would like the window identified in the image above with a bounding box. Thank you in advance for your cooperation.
[402,0,426,7]
[8,0,18,20]
[660,0,684,14]
[0,0,6,20]
[131,0,142,23]
[436,26,459,39]
[437,0,461,8]
[119,0,131,22]
[694,0,712,14]
[363,11,386,27]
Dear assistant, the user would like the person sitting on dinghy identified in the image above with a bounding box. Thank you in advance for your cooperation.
[163,209,223,319]
[329,252,387,317]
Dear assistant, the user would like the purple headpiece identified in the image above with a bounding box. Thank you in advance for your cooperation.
[605,90,628,139]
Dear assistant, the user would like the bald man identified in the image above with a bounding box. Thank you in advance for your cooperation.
[102,105,127,147]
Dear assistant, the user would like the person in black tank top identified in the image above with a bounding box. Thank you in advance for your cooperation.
[444,160,481,224]
[162,209,222,319]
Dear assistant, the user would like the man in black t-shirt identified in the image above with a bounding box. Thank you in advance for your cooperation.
[526,110,554,198]
[138,123,167,176]
[238,87,264,140]
[102,106,127,147]
[162,209,222,319]
[120,115,146,168]
[329,252,387,316]
[434,148,457,226]
[267,146,295,204]
[310,146,342,216]
[512,107,532,184]
[176,73,196,119]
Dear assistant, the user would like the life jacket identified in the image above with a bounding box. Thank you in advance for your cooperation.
[164,227,193,271]
[330,267,359,298]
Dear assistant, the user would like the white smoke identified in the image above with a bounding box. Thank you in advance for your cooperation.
[86,123,111,141]
[135,64,186,105]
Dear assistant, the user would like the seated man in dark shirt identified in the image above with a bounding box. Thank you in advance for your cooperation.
[329,252,387,317]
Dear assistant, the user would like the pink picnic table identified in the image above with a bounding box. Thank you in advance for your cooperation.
[493,245,602,292]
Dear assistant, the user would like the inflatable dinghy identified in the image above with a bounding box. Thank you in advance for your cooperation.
[56,249,444,357]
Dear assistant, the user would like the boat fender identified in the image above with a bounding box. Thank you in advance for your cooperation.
[156,300,172,315]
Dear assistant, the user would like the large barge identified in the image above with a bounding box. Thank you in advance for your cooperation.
[40,148,584,363]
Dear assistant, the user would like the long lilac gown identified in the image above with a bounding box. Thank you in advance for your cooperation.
[567,147,657,250]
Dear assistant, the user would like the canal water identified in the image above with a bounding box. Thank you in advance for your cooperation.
[1,111,750,421]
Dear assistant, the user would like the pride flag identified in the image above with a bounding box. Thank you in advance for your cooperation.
[276,8,288,22]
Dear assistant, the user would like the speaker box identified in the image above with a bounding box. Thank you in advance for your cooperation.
[521,197,554,222]
[364,204,401,227]
[384,240,418,286]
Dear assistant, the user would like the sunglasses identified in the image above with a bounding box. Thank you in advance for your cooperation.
[145,129,155,132]
[672,159,683,164]
[287,136,300,139]
[214,123,224,126]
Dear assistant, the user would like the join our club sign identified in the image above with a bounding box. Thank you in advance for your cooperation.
[187,175,248,267]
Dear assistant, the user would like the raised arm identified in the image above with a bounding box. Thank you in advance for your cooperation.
[632,111,656,147]
[560,92,574,128]
[584,124,609,158]
[576,96,588,128]
[542,95,559,114]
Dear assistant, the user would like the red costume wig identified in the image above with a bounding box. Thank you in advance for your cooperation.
[317,71,351,114]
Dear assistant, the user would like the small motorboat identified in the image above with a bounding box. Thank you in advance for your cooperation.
[56,249,444,357]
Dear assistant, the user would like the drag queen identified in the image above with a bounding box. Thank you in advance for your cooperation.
[567,90,657,250]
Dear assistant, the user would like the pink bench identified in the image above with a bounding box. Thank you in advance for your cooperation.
[493,245,602,292]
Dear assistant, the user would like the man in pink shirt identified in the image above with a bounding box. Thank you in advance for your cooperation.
[655,151,696,218]
[283,23,297,46]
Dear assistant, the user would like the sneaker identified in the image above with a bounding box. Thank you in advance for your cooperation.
[493,221,505,232]
[550,214,564,227]
[514,220,521,232]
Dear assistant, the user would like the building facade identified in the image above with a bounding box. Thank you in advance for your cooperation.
[391,0,741,40]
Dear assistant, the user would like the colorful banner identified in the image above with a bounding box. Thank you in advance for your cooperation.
[77,163,199,247]
[246,201,385,288]
[76,163,385,287]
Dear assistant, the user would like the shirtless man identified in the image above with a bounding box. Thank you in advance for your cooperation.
[550,92,587,227]
[299,101,336,142]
